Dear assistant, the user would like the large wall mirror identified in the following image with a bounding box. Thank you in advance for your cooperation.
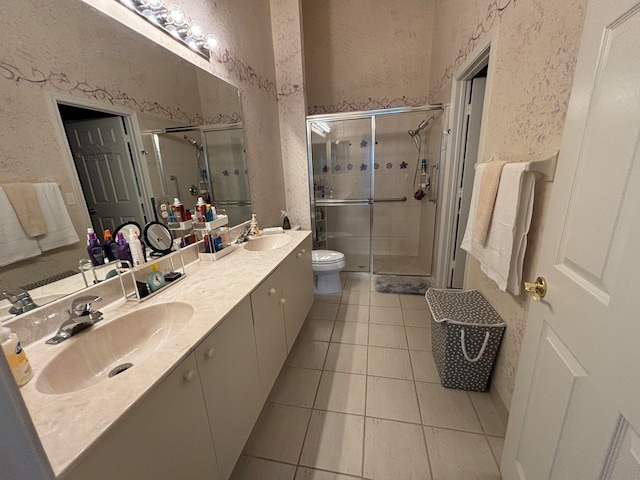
[0,0,250,319]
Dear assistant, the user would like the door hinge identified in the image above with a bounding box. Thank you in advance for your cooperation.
[465,104,473,116]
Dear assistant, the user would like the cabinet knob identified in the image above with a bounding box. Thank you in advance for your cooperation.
[301,249,306,254]
[204,348,215,359]
[183,370,197,383]
[279,298,286,305]
[268,287,276,295]
[296,252,302,258]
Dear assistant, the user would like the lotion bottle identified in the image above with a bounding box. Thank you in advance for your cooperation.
[87,228,105,266]
[128,230,146,267]
[116,232,133,267]
[1,325,33,386]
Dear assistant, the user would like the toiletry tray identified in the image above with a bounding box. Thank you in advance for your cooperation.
[168,220,193,231]
[192,215,229,231]
[198,242,241,262]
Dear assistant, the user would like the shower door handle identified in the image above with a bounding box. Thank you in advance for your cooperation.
[428,164,439,203]
[372,197,407,203]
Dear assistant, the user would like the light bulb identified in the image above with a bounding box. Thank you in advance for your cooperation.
[203,34,218,50]
[167,4,186,26]
[189,22,204,39]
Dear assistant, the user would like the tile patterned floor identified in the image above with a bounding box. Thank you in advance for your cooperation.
[231,273,505,480]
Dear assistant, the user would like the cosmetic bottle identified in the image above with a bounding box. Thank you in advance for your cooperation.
[102,229,118,263]
[128,230,146,267]
[87,228,105,266]
[173,197,185,222]
[1,325,33,386]
[421,158,427,174]
[116,232,133,267]
[195,197,207,222]
[205,204,214,222]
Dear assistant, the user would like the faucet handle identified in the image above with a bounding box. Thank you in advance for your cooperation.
[71,295,102,317]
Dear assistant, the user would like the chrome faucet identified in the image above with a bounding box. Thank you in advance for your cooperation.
[235,224,253,244]
[2,289,38,315]
[46,295,104,345]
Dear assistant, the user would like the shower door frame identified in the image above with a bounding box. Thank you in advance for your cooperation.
[307,104,445,274]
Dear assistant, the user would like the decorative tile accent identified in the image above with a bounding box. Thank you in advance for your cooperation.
[400,161,408,169]
[222,170,230,177]
[360,139,368,148]
[374,163,380,169]
[347,163,353,170]
[359,163,368,171]
[385,162,393,169]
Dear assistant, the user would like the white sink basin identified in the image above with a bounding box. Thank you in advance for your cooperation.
[243,234,291,251]
[36,302,193,395]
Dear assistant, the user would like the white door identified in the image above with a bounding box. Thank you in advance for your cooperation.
[64,116,145,233]
[502,1,640,478]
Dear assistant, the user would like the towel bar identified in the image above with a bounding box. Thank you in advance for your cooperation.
[475,150,559,182]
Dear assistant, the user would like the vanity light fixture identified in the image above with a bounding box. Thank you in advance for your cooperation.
[117,0,218,59]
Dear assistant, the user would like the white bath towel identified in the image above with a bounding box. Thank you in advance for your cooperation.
[0,187,42,266]
[34,183,80,251]
[461,163,535,295]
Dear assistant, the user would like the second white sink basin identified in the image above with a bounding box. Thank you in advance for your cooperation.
[36,302,194,395]
[244,234,291,251]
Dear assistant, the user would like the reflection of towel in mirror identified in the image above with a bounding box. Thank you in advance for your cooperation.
[34,183,80,251]
[472,160,507,244]
[461,163,535,295]
[1,183,48,237]
[0,187,42,266]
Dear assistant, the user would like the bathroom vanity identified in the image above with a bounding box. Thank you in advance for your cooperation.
[14,231,313,479]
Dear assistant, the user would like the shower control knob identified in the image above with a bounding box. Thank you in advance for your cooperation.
[268,288,276,295]
[183,370,196,383]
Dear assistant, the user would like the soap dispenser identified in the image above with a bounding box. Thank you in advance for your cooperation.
[250,213,260,236]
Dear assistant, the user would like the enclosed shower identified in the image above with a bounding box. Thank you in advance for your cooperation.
[307,106,446,276]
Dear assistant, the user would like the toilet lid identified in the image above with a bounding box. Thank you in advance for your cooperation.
[312,250,345,264]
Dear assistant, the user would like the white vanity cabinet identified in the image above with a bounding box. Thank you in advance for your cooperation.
[195,297,262,480]
[64,353,219,480]
[251,238,314,400]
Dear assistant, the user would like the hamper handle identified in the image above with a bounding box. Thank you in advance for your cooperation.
[460,329,490,363]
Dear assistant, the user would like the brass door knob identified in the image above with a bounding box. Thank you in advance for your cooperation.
[524,277,547,301]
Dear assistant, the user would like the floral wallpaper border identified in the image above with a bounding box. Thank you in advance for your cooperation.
[0,59,241,125]
[307,95,429,115]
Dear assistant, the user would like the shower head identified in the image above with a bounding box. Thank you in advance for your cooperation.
[408,116,435,137]
[184,135,203,150]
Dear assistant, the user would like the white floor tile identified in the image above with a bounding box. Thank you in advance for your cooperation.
[315,293,343,304]
[230,455,296,480]
[370,291,401,307]
[300,319,335,342]
[344,276,371,292]
[469,392,507,437]
[369,306,404,325]
[308,303,340,321]
[331,322,369,345]
[243,403,311,464]
[336,303,370,323]
[409,350,440,383]
[366,376,421,423]
[341,290,370,306]
[268,367,322,408]
[364,417,431,480]
[324,343,368,374]
[314,371,366,415]
[424,427,501,480]
[367,346,413,380]
[415,382,482,433]
[399,294,428,310]
[300,411,364,477]
[405,326,431,351]
[368,324,408,349]
[487,436,505,465]
[295,468,360,480]
[286,341,329,370]
[402,308,431,328]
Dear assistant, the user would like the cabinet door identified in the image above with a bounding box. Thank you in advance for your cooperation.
[281,236,314,351]
[64,353,218,480]
[250,266,288,401]
[195,298,262,480]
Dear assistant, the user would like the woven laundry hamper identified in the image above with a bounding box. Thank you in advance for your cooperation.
[425,288,506,391]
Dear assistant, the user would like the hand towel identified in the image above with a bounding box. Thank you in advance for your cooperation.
[461,163,535,295]
[34,183,80,251]
[1,183,48,237]
[472,160,507,244]
[0,187,42,266]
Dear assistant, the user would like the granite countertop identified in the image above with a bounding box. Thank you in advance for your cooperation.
[18,230,311,478]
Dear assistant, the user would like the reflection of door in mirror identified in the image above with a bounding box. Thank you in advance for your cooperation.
[60,105,146,233]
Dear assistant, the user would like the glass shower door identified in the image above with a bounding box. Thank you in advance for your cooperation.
[309,117,372,272]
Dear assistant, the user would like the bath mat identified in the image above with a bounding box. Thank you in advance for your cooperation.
[375,275,431,295]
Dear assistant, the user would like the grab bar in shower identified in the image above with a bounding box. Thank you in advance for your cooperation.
[372,197,407,203]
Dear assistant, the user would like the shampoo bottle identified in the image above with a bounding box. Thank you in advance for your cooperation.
[128,230,146,267]
[87,228,105,266]
[1,325,33,386]
[116,232,133,267]
[102,229,118,263]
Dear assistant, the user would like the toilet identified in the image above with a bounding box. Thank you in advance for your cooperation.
[312,250,346,294]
